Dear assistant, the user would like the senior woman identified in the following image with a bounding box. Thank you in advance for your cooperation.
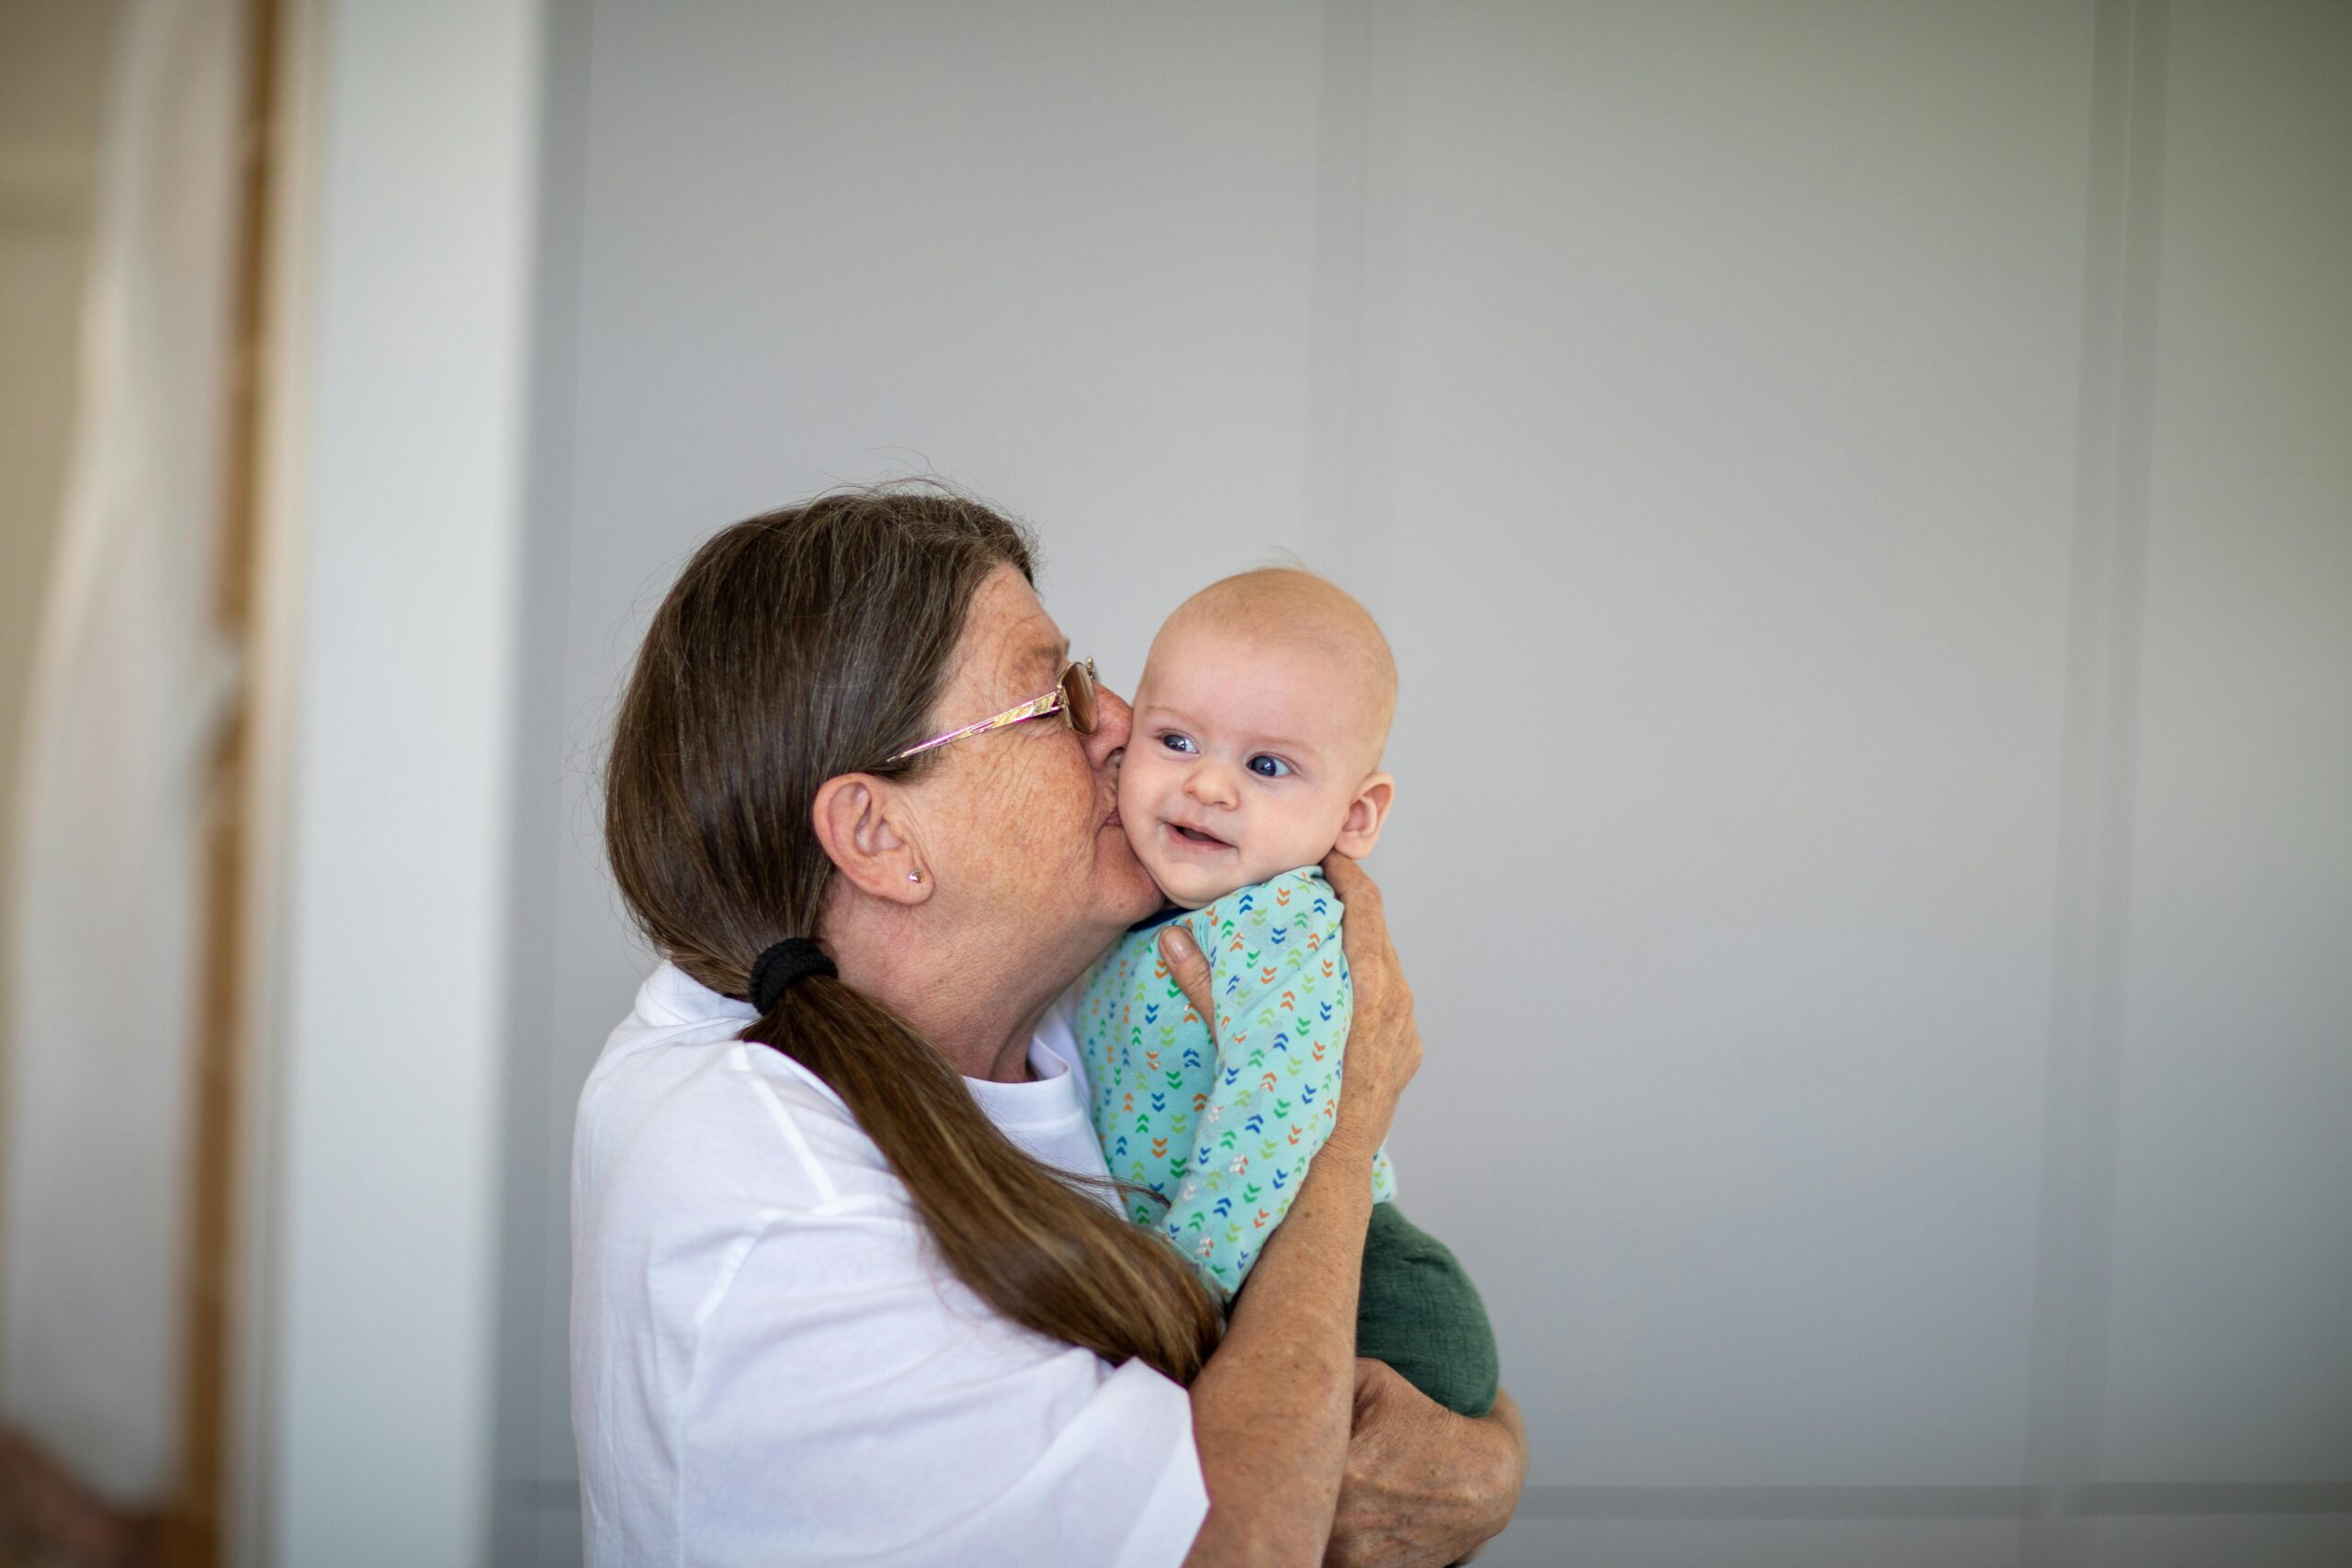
[572,486,1526,1565]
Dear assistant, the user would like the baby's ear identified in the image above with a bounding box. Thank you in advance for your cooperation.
[1332,772,1395,859]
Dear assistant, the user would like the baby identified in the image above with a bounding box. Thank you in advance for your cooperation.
[1078,567,1498,1416]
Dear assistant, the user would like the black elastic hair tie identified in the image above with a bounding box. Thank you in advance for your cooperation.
[749,936,836,1012]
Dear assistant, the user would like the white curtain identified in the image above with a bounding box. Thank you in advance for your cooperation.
[1,0,244,1505]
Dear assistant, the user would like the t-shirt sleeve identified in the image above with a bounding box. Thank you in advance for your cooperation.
[678,1194,1206,1568]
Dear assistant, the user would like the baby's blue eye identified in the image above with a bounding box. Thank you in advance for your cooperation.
[1248,754,1291,779]
[1159,733,1197,755]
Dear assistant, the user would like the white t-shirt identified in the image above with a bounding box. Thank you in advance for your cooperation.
[571,962,1207,1567]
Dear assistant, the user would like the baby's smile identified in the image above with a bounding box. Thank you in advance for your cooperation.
[1162,819,1237,853]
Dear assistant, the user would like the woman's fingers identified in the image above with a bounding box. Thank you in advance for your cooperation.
[1317,852,1420,1148]
[1321,852,1396,1000]
[1322,851,1408,1039]
[1319,851,1384,932]
[1327,1363,1523,1567]
[1158,925,1217,1040]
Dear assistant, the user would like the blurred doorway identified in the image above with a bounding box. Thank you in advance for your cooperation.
[0,0,277,1563]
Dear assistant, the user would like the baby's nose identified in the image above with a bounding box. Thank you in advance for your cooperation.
[1185,763,1238,807]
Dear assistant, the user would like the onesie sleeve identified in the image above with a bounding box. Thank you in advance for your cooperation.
[1192,869,1346,1063]
[1161,868,1395,1294]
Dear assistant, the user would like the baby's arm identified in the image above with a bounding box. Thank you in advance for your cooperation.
[1160,869,1389,1294]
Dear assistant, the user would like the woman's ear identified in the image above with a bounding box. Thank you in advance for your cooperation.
[1331,772,1395,860]
[810,773,931,905]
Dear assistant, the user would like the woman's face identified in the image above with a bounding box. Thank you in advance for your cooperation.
[908,566,1161,975]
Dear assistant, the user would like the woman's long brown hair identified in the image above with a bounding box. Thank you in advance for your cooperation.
[603,484,1223,1383]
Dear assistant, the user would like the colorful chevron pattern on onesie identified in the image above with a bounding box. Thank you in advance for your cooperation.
[1077,865,1397,1300]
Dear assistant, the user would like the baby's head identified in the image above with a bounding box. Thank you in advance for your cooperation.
[1118,568,1396,909]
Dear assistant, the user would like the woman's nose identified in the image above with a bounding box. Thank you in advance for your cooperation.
[1085,681,1133,771]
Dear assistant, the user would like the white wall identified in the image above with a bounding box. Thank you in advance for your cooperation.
[2091,0,2352,1544]
[258,1,543,1563]
[488,4,2352,1564]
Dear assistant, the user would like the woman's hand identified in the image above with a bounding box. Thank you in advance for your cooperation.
[1313,852,1420,1156]
[1326,1362,1527,1567]
[1157,852,1422,1156]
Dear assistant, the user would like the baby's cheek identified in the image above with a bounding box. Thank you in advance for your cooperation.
[1260,792,1344,873]
[1115,750,1155,825]
[1121,798,1165,876]
[1116,768,1177,885]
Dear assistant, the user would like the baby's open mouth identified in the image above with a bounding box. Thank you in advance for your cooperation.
[1167,821,1233,851]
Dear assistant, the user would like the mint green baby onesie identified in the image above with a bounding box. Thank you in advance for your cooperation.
[1076,865,1396,1300]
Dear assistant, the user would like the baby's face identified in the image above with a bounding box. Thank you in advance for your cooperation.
[1118,623,1387,908]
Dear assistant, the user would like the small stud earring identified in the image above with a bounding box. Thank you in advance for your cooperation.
[908,870,922,884]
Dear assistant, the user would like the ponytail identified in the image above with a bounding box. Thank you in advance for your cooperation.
[752,975,1219,1382]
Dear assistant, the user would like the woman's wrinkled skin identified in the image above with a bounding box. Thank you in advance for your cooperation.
[817,566,1154,1084]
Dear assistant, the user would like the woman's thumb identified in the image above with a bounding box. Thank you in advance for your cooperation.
[1157,925,1216,1033]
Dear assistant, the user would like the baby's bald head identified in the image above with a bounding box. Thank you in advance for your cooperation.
[1147,568,1396,773]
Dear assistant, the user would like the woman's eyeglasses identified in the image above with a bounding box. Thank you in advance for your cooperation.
[885,658,1099,763]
